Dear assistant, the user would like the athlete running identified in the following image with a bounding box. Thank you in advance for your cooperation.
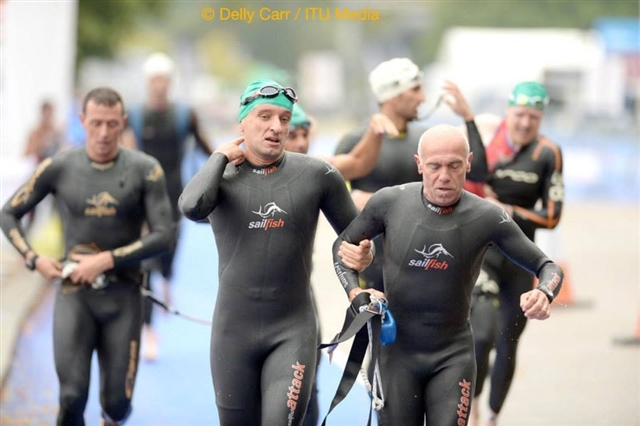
[284,102,397,426]
[464,82,564,426]
[122,52,214,361]
[178,80,374,426]
[0,87,174,426]
[335,58,487,292]
[332,124,563,426]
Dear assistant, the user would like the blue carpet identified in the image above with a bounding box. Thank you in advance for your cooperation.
[0,218,376,425]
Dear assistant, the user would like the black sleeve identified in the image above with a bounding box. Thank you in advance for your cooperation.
[465,120,488,183]
[0,158,57,258]
[319,163,359,234]
[489,207,564,301]
[111,161,174,267]
[331,189,389,295]
[179,152,228,221]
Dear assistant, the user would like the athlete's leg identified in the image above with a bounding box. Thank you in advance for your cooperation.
[303,289,322,426]
[377,344,426,426]
[423,328,476,426]
[141,264,158,361]
[261,325,318,425]
[210,323,263,426]
[469,290,499,426]
[95,283,143,424]
[470,264,501,399]
[489,258,535,415]
[142,222,179,361]
[53,288,98,426]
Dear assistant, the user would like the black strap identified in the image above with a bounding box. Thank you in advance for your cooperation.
[319,293,381,425]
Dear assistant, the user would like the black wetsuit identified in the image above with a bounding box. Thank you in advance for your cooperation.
[332,184,563,426]
[334,121,487,291]
[0,147,173,425]
[469,133,564,413]
[179,151,359,426]
[129,104,206,324]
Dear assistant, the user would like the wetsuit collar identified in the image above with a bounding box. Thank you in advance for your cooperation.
[87,149,120,170]
[243,154,285,176]
[421,189,461,215]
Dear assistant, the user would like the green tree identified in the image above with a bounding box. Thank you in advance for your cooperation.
[76,0,168,70]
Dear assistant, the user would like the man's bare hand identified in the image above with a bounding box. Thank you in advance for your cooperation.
[215,137,245,166]
[441,80,474,122]
[339,239,373,271]
[35,256,63,281]
[68,251,114,284]
[520,289,551,320]
[370,113,399,137]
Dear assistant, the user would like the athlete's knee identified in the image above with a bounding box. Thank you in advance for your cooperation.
[58,386,89,422]
[101,396,132,424]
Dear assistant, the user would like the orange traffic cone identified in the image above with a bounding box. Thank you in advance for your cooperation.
[613,313,640,346]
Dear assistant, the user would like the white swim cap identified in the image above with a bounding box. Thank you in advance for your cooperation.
[369,58,424,103]
[143,52,175,79]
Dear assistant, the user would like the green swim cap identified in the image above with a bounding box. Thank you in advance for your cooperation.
[289,104,311,130]
[508,81,549,110]
[238,79,295,122]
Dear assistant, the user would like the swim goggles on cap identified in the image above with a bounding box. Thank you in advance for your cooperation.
[240,85,298,106]
[510,93,549,110]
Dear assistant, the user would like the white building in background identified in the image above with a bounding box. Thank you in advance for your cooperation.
[425,27,629,127]
[1,0,78,200]
[1,0,78,160]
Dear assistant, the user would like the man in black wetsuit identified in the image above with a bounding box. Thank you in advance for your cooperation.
[0,87,174,426]
[123,52,214,361]
[332,124,563,426]
[285,102,399,426]
[334,58,487,292]
[179,79,375,426]
[465,82,565,426]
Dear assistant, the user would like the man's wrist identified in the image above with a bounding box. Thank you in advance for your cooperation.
[536,287,554,304]
[25,253,39,271]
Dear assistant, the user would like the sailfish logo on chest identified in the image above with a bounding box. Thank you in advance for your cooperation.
[85,192,119,217]
[408,243,454,271]
[248,202,287,231]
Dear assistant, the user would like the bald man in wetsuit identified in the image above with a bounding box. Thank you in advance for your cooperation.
[179,79,374,426]
[1,87,173,426]
[334,59,487,293]
[332,124,563,426]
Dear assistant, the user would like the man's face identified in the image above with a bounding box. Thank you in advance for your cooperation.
[239,105,291,164]
[414,132,472,206]
[148,75,171,101]
[284,127,310,154]
[81,100,126,161]
[388,84,426,120]
[505,106,543,147]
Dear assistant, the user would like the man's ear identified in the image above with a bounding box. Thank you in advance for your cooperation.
[467,152,473,172]
[414,154,423,175]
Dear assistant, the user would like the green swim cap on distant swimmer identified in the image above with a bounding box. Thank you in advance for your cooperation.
[508,81,549,110]
[289,104,311,130]
[238,79,296,122]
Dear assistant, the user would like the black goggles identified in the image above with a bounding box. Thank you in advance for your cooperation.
[240,85,298,106]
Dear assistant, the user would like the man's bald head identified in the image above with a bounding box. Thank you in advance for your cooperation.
[417,124,470,159]
[414,124,473,206]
